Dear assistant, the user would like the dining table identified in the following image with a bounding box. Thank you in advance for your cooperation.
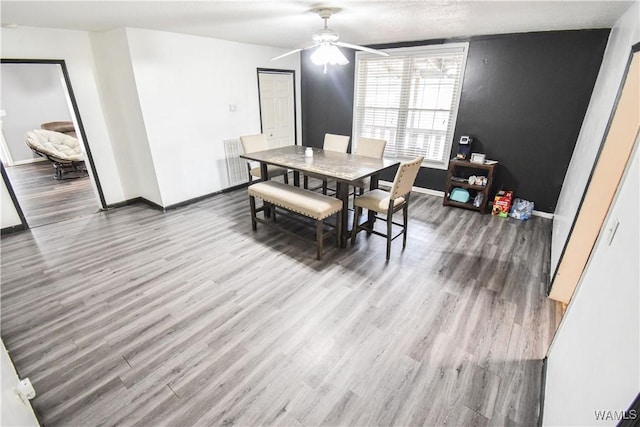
[240,145,400,247]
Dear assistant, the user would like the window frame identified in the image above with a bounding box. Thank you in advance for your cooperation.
[352,42,469,170]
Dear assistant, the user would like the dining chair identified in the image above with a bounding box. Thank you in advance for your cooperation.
[240,134,289,184]
[352,137,387,195]
[304,133,350,193]
[351,156,424,260]
[323,133,350,153]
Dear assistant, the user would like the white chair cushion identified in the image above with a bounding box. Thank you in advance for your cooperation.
[250,164,288,179]
[353,188,405,213]
[249,181,342,220]
[25,129,83,162]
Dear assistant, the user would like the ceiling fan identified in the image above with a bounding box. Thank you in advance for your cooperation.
[272,8,389,72]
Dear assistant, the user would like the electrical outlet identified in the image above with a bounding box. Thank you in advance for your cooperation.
[229,104,237,112]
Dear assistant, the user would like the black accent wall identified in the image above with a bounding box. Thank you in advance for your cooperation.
[301,49,357,150]
[301,30,609,213]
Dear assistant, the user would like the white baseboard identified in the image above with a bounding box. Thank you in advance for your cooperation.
[10,158,47,166]
[408,186,445,198]
[379,180,445,197]
[379,180,554,219]
[532,210,554,219]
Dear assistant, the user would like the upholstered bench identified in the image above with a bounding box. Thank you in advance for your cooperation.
[248,181,343,260]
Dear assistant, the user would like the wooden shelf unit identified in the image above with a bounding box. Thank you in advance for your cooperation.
[443,159,497,214]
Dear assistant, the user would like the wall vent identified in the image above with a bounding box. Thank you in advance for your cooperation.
[224,137,246,187]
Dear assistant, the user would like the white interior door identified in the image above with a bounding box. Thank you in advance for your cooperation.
[258,71,295,148]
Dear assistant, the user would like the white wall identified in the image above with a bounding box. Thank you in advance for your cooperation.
[1,63,72,164]
[1,26,126,205]
[551,1,640,275]
[543,137,639,426]
[1,340,39,426]
[90,29,162,205]
[125,27,302,206]
[1,175,22,229]
[1,25,301,212]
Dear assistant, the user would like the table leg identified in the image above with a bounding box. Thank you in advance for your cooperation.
[368,173,379,226]
[260,163,272,218]
[336,182,349,248]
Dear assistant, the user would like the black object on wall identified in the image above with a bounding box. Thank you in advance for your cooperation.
[300,30,609,213]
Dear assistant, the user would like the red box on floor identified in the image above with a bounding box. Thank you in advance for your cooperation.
[492,190,513,216]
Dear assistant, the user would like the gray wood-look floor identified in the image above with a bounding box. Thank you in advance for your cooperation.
[0,188,559,426]
[4,161,99,228]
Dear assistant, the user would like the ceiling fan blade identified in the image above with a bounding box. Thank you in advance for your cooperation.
[271,48,302,61]
[335,41,389,56]
[271,43,318,61]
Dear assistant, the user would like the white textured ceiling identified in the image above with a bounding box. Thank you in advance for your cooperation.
[1,1,633,49]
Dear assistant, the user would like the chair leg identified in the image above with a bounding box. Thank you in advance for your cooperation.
[246,165,253,184]
[272,205,277,222]
[249,195,257,231]
[316,220,324,260]
[351,206,362,245]
[54,163,63,180]
[335,210,342,248]
[322,180,328,195]
[283,173,289,185]
[403,203,409,248]
[264,201,272,219]
[386,209,393,260]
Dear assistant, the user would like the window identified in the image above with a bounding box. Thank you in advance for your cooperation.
[352,43,468,169]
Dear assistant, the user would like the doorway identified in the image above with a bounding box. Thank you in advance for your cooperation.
[1,59,105,229]
[257,69,296,147]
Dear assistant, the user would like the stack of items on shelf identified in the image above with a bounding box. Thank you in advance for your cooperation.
[444,157,497,214]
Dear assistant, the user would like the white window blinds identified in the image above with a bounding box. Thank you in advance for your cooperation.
[353,43,468,169]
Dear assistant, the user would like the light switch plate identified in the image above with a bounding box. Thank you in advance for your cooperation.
[607,218,620,246]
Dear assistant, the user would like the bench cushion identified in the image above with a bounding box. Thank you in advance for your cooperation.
[249,181,342,220]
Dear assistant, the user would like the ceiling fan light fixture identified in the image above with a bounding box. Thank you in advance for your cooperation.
[311,43,349,67]
[271,7,388,66]
[312,28,340,43]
